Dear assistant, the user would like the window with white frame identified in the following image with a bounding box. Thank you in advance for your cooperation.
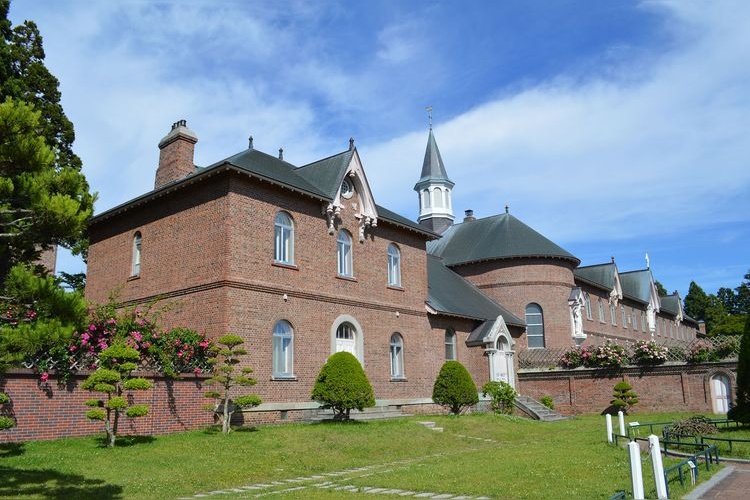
[610,303,617,325]
[584,293,592,320]
[422,189,431,208]
[621,306,627,328]
[390,333,404,378]
[598,299,605,322]
[641,312,646,332]
[445,329,457,360]
[633,309,639,331]
[274,212,294,265]
[131,232,142,277]
[434,187,443,207]
[337,230,353,277]
[525,303,545,348]
[272,320,294,377]
[387,243,401,287]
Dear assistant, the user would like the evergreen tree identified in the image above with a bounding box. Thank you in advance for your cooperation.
[717,287,737,314]
[704,295,728,335]
[0,2,94,279]
[311,351,375,420]
[654,280,668,297]
[684,281,709,320]
[728,313,750,423]
[432,361,478,415]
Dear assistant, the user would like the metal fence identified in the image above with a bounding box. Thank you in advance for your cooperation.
[518,335,740,370]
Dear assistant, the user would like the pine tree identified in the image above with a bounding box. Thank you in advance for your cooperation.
[0,2,94,279]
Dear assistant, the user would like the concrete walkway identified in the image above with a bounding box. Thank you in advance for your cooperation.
[684,462,750,499]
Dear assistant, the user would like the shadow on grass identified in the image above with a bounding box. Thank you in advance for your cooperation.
[0,466,123,499]
[201,425,259,435]
[0,442,25,458]
[93,435,156,448]
[316,419,367,426]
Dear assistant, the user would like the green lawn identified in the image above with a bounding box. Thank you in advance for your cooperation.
[0,413,722,499]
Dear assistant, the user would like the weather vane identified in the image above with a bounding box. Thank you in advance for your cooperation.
[425,106,433,129]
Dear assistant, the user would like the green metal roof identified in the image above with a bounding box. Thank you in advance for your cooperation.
[574,262,617,290]
[427,255,524,327]
[619,269,652,304]
[376,205,439,238]
[427,212,580,266]
[295,149,355,199]
[415,129,453,188]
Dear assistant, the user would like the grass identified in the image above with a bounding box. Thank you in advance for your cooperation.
[0,412,723,499]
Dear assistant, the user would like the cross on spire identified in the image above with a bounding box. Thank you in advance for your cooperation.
[425,106,433,130]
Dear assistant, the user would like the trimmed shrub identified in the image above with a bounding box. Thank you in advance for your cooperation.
[311,352,375,420]
[203,334,261,434]
[482,381,517,415]
[432,361,478,415]
[610,381,638,413]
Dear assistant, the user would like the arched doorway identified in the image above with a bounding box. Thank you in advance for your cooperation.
[710,374,731,414]
[492,336,512,385]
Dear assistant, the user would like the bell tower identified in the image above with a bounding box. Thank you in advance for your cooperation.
[414,122,454,234]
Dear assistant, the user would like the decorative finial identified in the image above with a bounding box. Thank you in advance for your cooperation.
[611,256,615,263]
[425,106,433,130]
[248,135,254,149]
[278,147,284,160]
[645,252,650,269]
[349,137,354,151]
[505,203,509,214]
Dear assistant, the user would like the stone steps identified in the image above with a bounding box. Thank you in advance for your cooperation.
[312,405,408,422]
[515,396,569,422]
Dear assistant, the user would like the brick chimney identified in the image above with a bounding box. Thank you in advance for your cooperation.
[463,209,476,222]
[155,120,198,189]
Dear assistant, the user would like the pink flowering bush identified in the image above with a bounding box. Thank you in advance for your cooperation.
[559,347,589,368]
[587,341,629,367]
[687,340,717,363]
[631,340,669,365]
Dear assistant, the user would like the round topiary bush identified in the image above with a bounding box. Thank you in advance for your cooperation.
[311,352,375,420]
[432,361,478,415]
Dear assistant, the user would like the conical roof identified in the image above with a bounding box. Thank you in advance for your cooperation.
[415,129,452,187]
[427,212,579,266]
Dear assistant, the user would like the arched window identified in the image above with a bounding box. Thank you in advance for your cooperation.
[272,320,294,378]
[444,329,457,360]
[598,299,605,322]
[337,230,353,277]
[525,303,545,349]
[390,333,404,378]
[387,243,401,287]
[274,212,294,264]
[610,303,617,325]
[444,189,451,208]
[584,293,592,320]
[621,306,627,328]
[433,187,443,207]
[131,232,142,277]
[422,189,431,209]
[335,322,356,357]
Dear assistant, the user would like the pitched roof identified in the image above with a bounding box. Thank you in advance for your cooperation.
[659,294,681,316]
[426,255,524,327]
[427,212,580,266]
[376,205,439,238]
[415,129,453,187]
[619,269,653,304]
[295,149,355,199]
[575,262,617,290]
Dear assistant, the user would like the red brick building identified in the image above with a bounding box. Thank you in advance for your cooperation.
[85,121,705,421]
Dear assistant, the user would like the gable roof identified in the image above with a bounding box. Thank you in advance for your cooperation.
[619,269,655,305]
[574,262,617,290]
[659,293,682,317]
[90,144,433,239]
[426,255,524,327]
[427,212,580,266]
[295,149,355,199]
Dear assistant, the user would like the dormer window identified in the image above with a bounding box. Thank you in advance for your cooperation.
[341,178,354,199]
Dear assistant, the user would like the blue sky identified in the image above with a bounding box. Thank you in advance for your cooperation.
[9,0,750,298]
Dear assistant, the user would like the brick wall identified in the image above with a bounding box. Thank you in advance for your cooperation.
[519,361,737,416]
[455,258,577,349]
[0,369,213,443]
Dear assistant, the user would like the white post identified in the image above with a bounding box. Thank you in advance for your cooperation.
[618,410,626,436]
[606,414,613,443]
[629,441,645,500]
[649,435,668,499]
